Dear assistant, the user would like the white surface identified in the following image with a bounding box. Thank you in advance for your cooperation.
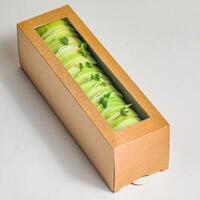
[0,0,200,199]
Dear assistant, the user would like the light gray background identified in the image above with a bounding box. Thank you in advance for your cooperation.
[0,0,199,199]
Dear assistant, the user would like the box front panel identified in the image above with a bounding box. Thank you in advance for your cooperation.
[18,27,114,190]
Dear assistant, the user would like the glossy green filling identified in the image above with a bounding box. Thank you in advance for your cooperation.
[36,19,141,131]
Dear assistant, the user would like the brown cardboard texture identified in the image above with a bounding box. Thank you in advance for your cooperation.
[17,5,170,192]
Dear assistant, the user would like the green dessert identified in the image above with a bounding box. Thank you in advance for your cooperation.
[36,19,141,131]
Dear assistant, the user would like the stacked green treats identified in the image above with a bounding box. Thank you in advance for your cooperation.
[36,19,141,131]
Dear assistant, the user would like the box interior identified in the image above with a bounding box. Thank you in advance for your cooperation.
[35,17,149,131]
[87,43,149,120]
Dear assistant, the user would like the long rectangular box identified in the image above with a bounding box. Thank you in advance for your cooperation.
[17,5,170,192]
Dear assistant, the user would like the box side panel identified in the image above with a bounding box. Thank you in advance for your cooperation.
[114,125,169,192]
[17,27,114,190]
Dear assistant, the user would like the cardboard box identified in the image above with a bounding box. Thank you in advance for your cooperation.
[17,5,170,192]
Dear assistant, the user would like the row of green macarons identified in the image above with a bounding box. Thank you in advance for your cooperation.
[36,19,141,131]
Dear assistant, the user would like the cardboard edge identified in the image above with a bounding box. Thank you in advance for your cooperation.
[17,5,70,28]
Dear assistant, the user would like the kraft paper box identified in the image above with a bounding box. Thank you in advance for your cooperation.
[17,5,170,192]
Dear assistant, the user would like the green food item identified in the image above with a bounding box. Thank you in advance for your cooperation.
[36,19,141,131]
[61,37,69,45]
